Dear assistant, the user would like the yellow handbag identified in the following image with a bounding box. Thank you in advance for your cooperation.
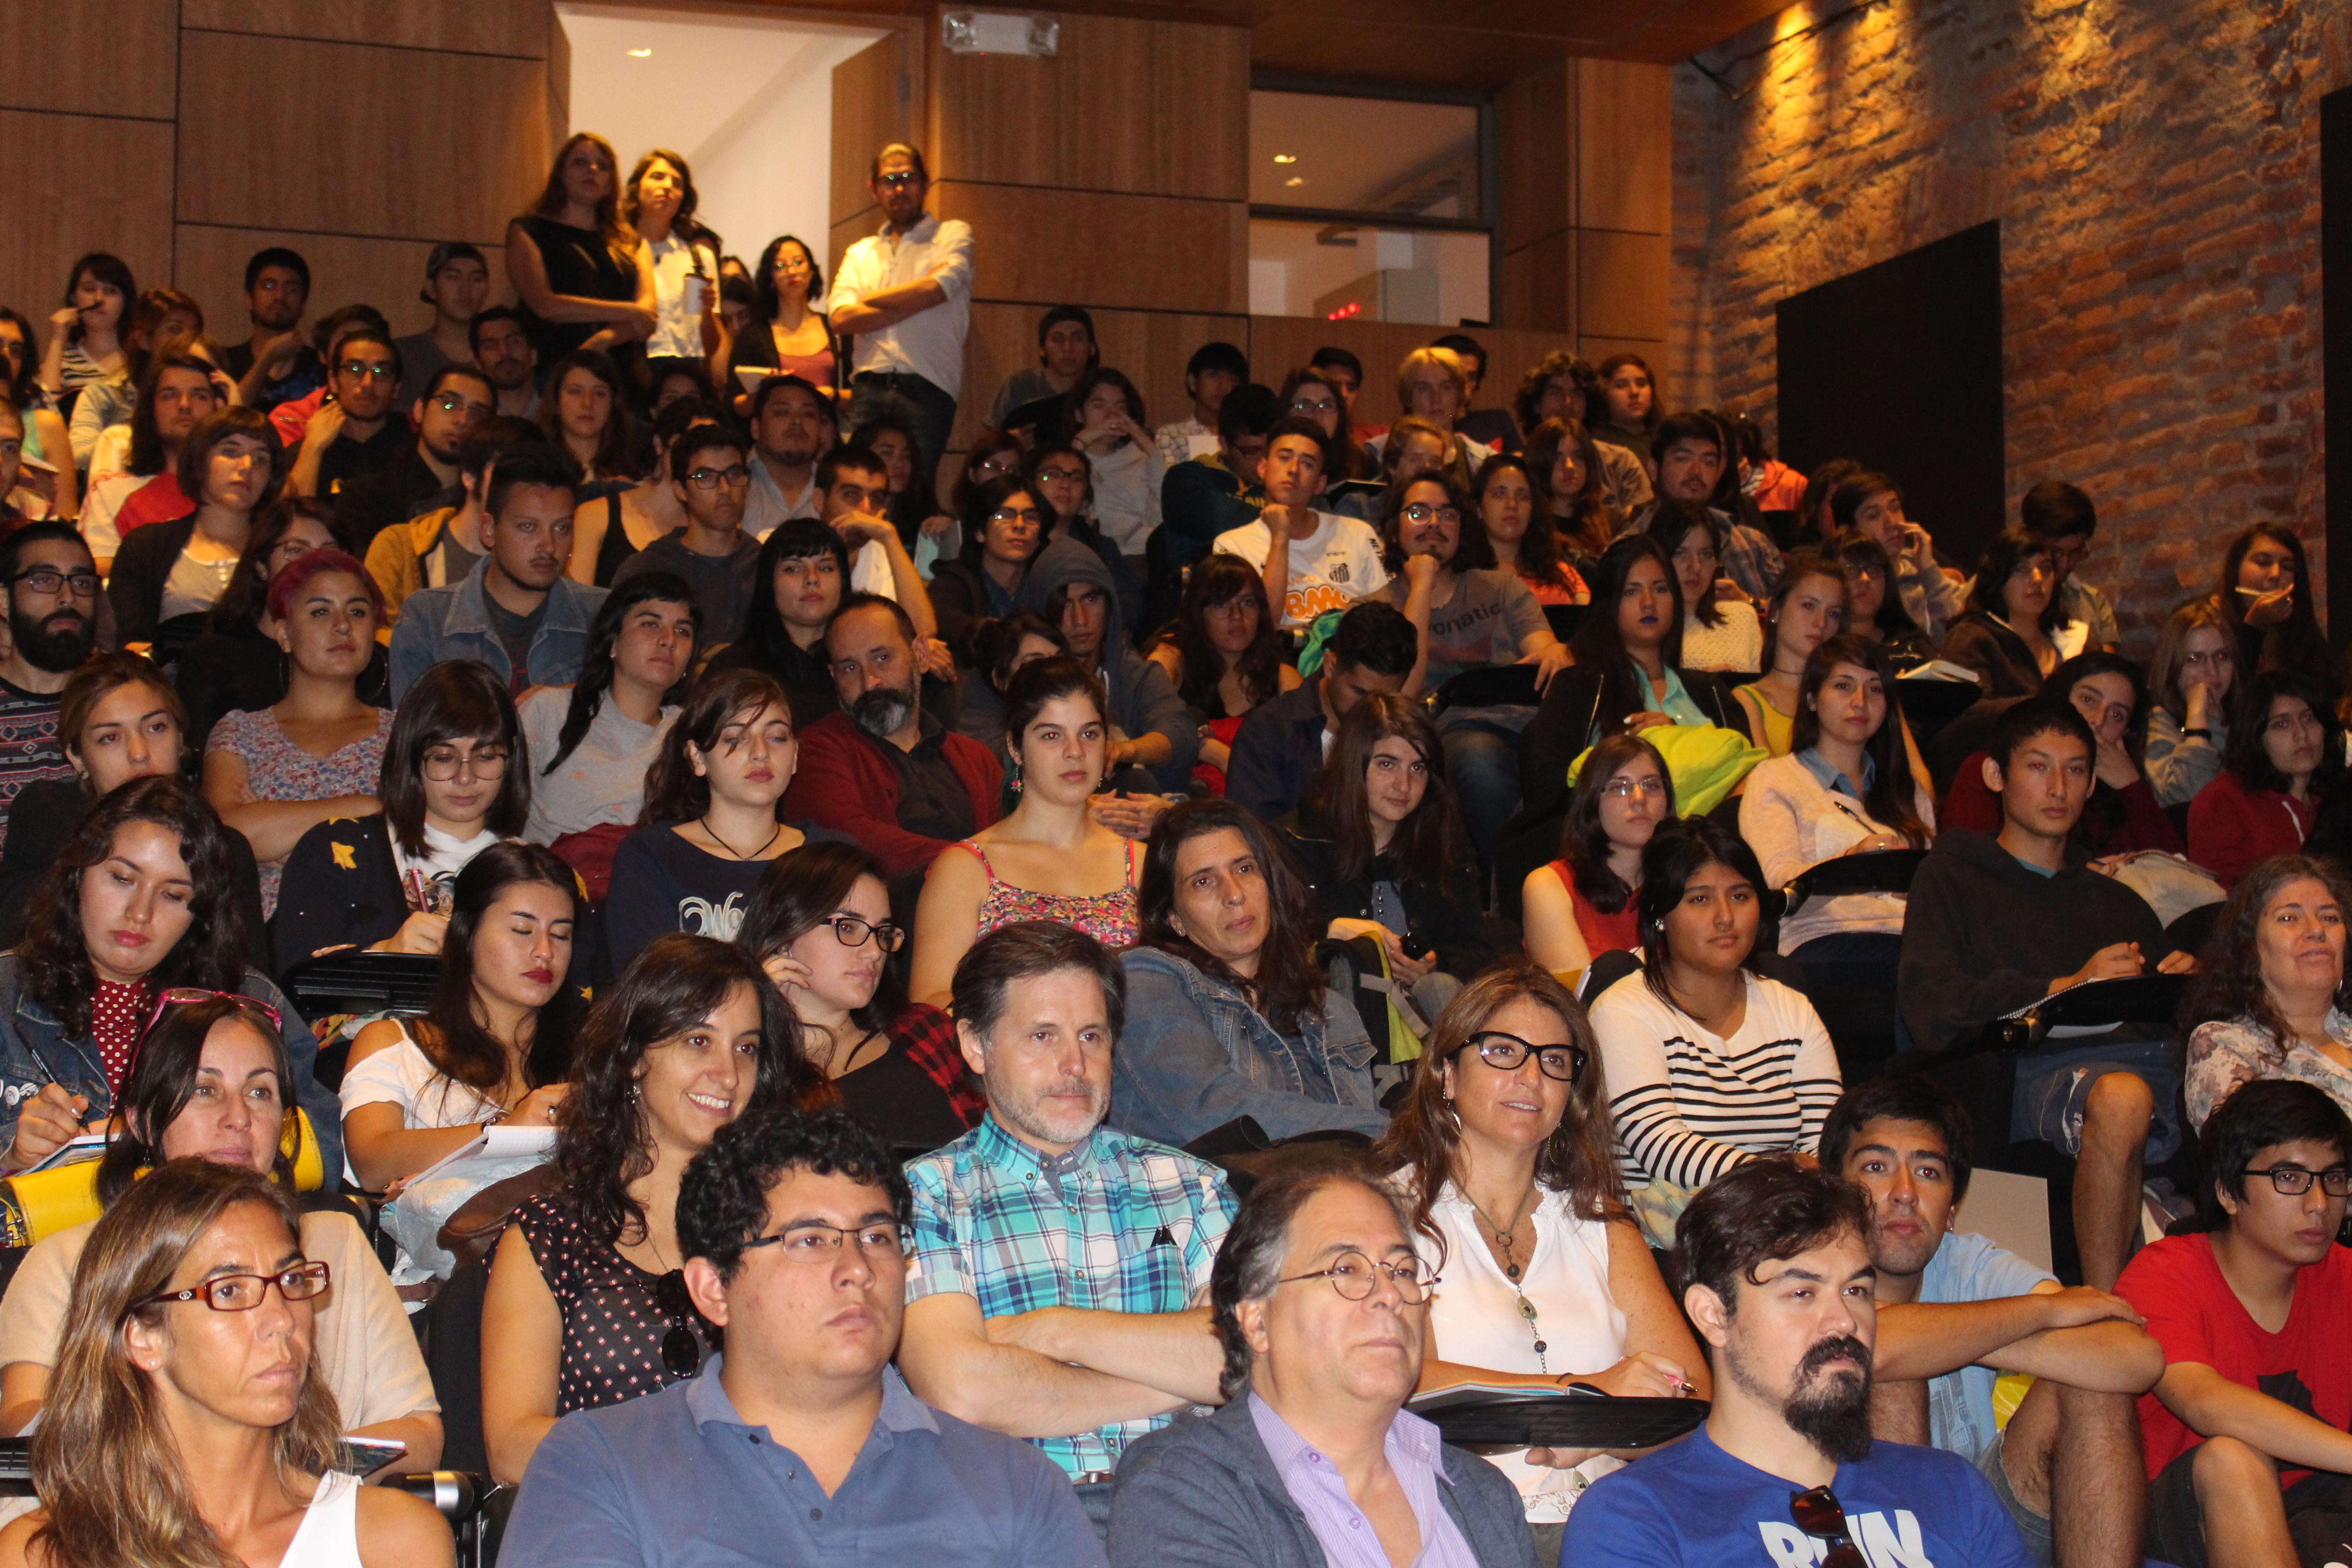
[0,1110,327,1247]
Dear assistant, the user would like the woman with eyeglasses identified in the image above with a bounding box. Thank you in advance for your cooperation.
[0,995,440,1470]
[1522,734,1673,980]
[340,843,584,1193]
[1022,440,1146,629]
[1377,965,1706,1556]
[736,841,978,1151]
[2143,598,2245,808]
[926,475,1048,653]
[1278,366,1375,487]
[480,933,821,1485]
[2190,668,2345,892]
[271,660,528,965]
[201,549,393,918]
[1588,818,1842,1247]
[0,775,340,1185]
[1114,800,1384,1148]
[603,667,845,975]
[2182,855,2352,1131]
[0,1161,455,1568]
[108,406,285,661]
[723,235,836,408]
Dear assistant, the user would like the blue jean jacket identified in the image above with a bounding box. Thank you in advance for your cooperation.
[388,557,607,700]
[0,958,344,1185]
[1111,947,1387,1148]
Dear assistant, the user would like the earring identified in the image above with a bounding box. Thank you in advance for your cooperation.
[1445,1099,1462,1132]
[1007,757,1024,797]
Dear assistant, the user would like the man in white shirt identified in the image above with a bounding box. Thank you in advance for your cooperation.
[829,142,974,500]
[1154,341,1246,470]
[1211,417,1387,631]
[741,374,833,540]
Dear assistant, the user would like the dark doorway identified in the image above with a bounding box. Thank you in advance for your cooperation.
[2323,86,2352,643]
[1777,221,2004,569]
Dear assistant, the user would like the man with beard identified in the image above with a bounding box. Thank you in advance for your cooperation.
[334,362,494,553]
[0,523,98,850]
[900,921,1234,1541]
[741,375,834,540]
[220,246,322,411]
[1565,1156,2035,1567]
[389,443,605,696]
[284,325,407,501]
[1826,1077,2160,1568]
[469,307,540,419]
[831,142,973,495]
[781,593,1000,877]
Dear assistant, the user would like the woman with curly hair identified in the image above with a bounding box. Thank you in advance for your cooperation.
[0,775,340,1183]
[1377,964,1704,1554]
[2182,854,2352,1132]
[479,932,823,1485]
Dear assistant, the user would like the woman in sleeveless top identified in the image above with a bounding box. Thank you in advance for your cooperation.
[0,1161,452,1568]
[1522,733,1672,979]
[910,657,1141,1006]
[724,236,837,406]
[1735,550,1848,759]
[506,133,651,369]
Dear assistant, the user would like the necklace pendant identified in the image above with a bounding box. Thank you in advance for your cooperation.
[1505,1263,1521,1281]
[1532,1339,1547,1355]
[1517,1295,1539,1323]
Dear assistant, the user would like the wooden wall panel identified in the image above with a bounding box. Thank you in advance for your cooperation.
[952,301,1249,449]
[1577,229,1668,339]
[1497,59,1572,256]
[0,0,176,117]
[176,33,548,241]
[1575,59,1671,235]
[926,15,1247,201]
[1500,232,1575,335]
[171,226,515,348]
[180,0,548,57]
[0,111,176,325]
[938,185,1243,314]
[832,33,914,229]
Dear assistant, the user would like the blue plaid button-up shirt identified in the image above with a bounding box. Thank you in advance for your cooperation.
[904,1114,1236,1480]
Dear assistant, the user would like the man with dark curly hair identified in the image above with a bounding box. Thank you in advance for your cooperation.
[499,1106,1103,1568]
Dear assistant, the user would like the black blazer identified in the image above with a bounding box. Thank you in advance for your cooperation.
[1519,659,1749,821]
[270,814,406,974]
[1284,830,1515,982]
[106,513,200,652]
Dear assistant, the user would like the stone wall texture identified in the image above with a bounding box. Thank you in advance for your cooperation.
[1667,0,2352,650]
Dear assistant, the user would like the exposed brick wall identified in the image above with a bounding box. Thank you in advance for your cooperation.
[1669,0,2352,651]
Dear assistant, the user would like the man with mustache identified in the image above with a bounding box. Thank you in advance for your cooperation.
[501,1106,1104,1568]
[1565,1156,2035,1566]
[899,921,1235,1542]
[0,522,97,852]
[388,444,607,697]
[780,593,1000,878]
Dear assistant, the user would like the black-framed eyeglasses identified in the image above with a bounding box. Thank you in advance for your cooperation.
[1454,1031,1586,1083]
[138,1260,329,1315]
[2244,1165,2352,1196]
[1401,504,1462,525]
[336,360,397,380]
[1789,1485,1869,1568]
[875,171,921,190]
[431,392,492,418]
[1034,466,1087,486]
[1276,1250,1436,1303]
[421,745,509,781]
[9,566,99,597]
[820,914,905,953]
[1290,397,1337,416]
[653,1269,709,1378]
[988,506,1045,527]
[685,465,751,490]
[742,1220,915,1262]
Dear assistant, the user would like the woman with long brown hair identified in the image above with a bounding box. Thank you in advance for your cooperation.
[507,131,654,367]
[537,349,638,489]
[1524,418,1622,580]
[1377,964,1704,1556]
[0,1160,451,1568]
[1476,449,1588,606]
[1146,553,1299,786]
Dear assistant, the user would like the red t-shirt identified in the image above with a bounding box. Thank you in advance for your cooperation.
[2115,1231,2352,1480]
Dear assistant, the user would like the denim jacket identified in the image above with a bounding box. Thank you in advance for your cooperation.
[0,958,344,1184]
[387,557,607,700]
[1111,947,1387,1148]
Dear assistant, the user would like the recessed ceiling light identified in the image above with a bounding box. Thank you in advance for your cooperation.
[627,47,652,56]
[1285,176,1306,186]
[1272,154,1297,164]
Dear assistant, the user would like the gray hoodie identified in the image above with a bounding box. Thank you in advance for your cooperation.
[1017,538,1198,792]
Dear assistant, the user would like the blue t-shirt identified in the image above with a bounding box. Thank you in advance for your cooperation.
[1919,1230,2057,1463]
[1562,1425,2034,1568]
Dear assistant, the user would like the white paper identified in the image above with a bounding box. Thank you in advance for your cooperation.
[20,1132,110,1175]
[403,1124,555,1189]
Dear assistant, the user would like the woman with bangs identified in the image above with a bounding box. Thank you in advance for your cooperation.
[1379,964,1705,1555]
[1476,449,1589,607]
[602,667,848,974]
[271,661,529,964]
[108,406,285,658]
[1648,500,1760,676]
[1522,733,1673,979]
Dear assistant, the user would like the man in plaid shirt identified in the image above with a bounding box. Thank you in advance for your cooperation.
[900,921,1237,1538]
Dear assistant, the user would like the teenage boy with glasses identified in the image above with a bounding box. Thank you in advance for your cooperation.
[612,425,760,644]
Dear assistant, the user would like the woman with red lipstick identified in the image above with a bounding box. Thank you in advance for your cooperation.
[736,840,977,1150]
[480,933,822,1485]
[340,843,585,1198]
[907,657,1141,1008]
[0,776,343,1184]
[2184,855,2352,1130]
[271,661,529,967]
[1380,965,1705,1553]
[0,996,441,1472]
[202,549,392,917]
[1587,818,1842,1247]
[603,667,849,975]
